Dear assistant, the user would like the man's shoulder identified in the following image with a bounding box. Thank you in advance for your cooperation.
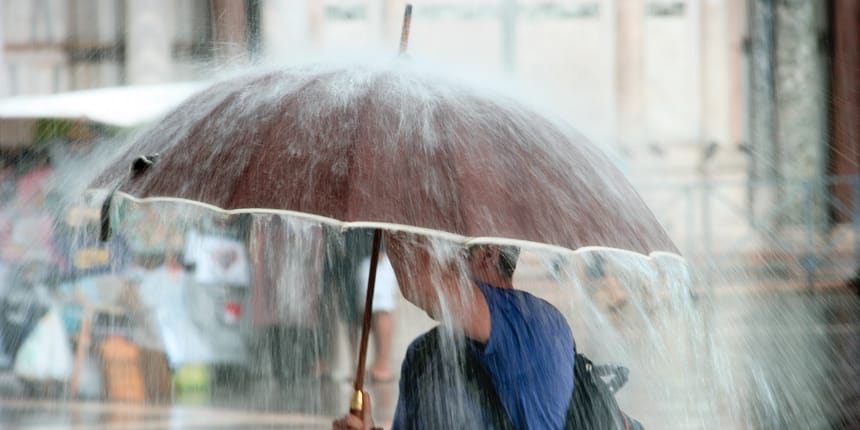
[481,285,574,346]
[401,327,445,385]
[484,283,564,316]
[405,326,442,357]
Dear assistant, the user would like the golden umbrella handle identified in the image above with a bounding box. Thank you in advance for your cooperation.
[350,228,383,416]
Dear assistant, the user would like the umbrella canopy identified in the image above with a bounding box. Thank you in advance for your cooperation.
[92,61,675,256]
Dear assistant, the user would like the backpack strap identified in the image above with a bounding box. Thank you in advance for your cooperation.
[459,338,517,430]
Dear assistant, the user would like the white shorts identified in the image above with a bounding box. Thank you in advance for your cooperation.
[356,255,398,313]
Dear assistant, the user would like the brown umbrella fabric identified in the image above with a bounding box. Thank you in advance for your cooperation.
[93,61,676,256]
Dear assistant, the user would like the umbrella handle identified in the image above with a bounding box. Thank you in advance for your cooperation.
[349,389,364,417]
[351,228,383,416]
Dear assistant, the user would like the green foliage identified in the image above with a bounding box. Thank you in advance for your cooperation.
[32,119,122,146]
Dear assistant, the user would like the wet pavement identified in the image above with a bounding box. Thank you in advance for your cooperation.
[0,397,333,429]
[0,369,398,429]
[697,287,860,429]
[0,292,433,430]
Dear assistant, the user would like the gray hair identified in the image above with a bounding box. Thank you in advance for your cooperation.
[498,245,520,279]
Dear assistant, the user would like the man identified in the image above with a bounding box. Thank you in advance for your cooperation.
[333,233,576,429]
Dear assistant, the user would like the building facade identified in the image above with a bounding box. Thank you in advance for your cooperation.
[2,0,858,265]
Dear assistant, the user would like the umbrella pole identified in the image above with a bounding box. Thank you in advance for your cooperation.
[398,4,413,55]
[350,228,383,416]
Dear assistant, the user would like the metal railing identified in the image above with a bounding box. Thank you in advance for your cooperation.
[639,175,860,290]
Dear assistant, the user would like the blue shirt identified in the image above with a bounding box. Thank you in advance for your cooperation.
[392,281,575,429]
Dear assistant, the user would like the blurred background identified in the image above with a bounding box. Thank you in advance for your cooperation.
[0,0,858,429]
[2,0,858,288]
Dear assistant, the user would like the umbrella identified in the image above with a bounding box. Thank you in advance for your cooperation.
[90,56,678,418]
[92,63,674,254]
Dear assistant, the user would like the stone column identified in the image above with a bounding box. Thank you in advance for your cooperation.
[747,0,780,227]
[774,0,828,226]
[748,0,828,239]
[211,0,249,66]
[126,0,174,85]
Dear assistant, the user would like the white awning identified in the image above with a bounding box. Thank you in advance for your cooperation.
[0,82,206,128]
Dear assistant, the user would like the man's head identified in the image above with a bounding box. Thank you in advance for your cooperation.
[385,233,522,317]
[467,244,519,288]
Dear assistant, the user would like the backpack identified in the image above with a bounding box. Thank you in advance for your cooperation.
[409,327,644,429]
[566,353,644,430]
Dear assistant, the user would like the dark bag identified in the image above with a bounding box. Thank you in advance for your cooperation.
[407,327,516,429]
[411,327,644,429]
[566,353,645,430]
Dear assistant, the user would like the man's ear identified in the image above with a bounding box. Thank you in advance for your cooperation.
[487,245,501,262]
[477,246,498,273]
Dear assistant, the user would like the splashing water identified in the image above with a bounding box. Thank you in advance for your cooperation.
[0,59,856,430]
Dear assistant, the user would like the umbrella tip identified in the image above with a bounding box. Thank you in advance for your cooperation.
[398,4,413,56]
[130,154,159,179]
[99,193,112,242]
